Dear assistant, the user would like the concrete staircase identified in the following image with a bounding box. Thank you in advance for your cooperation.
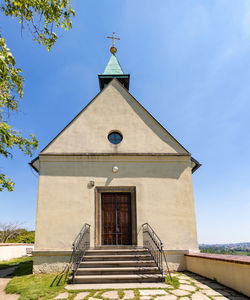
[74,247,163,284]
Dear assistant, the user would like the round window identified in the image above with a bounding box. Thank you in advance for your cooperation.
[108,131,123,144]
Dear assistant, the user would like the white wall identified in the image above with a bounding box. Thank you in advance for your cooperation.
[186,254,250,298]
[0,244,34,261]
[35,155,198,252]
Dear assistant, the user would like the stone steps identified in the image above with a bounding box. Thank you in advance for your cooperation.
[74,247,163,284]
[74,274,163,284]
[79,260,156,268]
[84,254,152,261]
[86,249,148,255]
[77,266,159,275]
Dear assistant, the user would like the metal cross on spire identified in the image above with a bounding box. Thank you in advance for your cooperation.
[107,32,120,54]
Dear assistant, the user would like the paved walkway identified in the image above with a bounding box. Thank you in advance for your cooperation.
[0,267,19,300]
[61,272,248,300]
[0,270,248,299]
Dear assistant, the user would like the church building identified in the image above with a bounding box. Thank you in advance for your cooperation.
[30,36,201,282]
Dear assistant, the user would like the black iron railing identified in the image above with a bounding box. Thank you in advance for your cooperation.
[71,223,90,282]
[50,223,90,286]
[142,223,171,281]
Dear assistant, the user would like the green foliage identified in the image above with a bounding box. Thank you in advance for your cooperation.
[0,222,35,243]
[1,0,75,51]
[0,256,31,270]
[165,275,180,289]
[0,0,75,191]
[200,247,250,256]
[0,36,23,105]
[0,123,38,159]
[8,229,35,243]
[0,121,38,191]
[0,173,15,191]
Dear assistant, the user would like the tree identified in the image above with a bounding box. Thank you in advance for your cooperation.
[9,229,35,243]
[0,0,75,191]
[0,222,35,243]
[0,221,22,242]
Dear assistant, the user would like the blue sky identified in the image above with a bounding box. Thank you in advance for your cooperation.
[1,0,250,244]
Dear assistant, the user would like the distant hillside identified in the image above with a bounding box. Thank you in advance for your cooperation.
[199,242,250,256]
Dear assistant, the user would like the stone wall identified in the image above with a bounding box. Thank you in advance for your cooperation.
[185,253,250,297]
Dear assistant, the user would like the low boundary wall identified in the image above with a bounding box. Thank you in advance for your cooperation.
[0,243,34,261]
[185,253,250,297]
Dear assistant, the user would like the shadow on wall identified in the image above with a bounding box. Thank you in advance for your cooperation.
[40,160,189,181]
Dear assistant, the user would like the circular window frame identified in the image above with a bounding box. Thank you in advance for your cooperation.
[108,130,123,145]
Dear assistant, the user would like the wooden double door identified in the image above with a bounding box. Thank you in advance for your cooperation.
[101,193,132,245]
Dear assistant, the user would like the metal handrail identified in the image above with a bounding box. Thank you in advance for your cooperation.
[72,223,90,247]
[50,223,91,286]
[142,222,163,243]
[142,223,171,281]
[71,223,90,282]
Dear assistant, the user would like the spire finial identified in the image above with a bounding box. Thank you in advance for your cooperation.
[107,32,120,54]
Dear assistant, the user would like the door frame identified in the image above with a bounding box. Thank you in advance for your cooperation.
[101,192,132,246]
[95,187,137,246]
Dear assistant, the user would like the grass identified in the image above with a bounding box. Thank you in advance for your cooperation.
[4,257,68,300]
[2,256,180,300]
[6,272,67,300]
[0,256,31,270]
[118,290,125,299]
[133,289,140,300]
[10,257,33,276]
[165,275,180,289]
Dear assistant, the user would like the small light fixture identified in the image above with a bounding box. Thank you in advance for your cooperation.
[112,166,119,173]
[88,180,95,188]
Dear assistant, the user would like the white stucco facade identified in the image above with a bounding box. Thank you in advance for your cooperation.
[32,79,200,273]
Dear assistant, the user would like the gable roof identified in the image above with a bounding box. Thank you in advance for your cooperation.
[30,79,201,173]
[40,79,188,154]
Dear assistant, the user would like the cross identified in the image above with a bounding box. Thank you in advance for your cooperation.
[107,32,120,47]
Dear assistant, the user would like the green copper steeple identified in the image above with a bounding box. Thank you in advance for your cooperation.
[98,36,130,91]
[103,54,124,75]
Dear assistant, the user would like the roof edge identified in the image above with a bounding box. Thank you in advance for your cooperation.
[29,156,39,173]
[191,157,202,173]
[39,83,109,153]
[39,78,192,156]
[39,153,191,157]
[111,78,190,155]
